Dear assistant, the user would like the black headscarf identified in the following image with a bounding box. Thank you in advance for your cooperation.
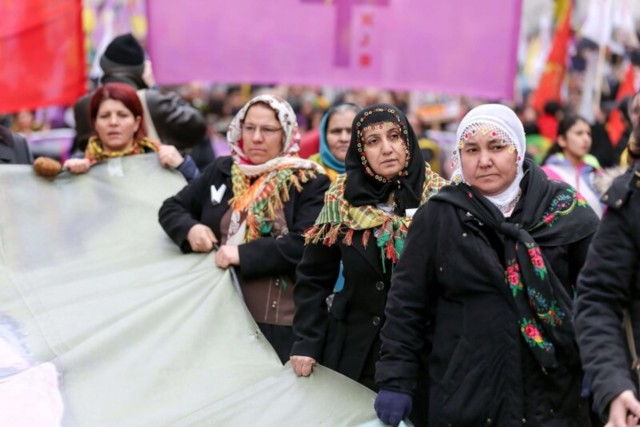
[344,104,425,215]
[433,159,599,368]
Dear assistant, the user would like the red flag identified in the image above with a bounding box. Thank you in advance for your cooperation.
[532,0,572,114]
[607,64,637,146]
[0,0,85,114]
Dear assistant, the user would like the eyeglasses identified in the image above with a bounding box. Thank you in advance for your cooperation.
[241,124,283,137]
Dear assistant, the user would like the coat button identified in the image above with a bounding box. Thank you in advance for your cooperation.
[603,194,609,201]
[372,316,381,326]
[616,199,623,207]
[375,281,385,291]
[522,418,527,423]
[271,301,277,309]
[486,418,492,424]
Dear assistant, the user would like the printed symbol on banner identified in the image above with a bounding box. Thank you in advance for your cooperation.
[359,54,371,67]
[301,0,390,67]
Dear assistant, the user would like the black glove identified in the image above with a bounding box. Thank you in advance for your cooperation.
[374,389,412,426]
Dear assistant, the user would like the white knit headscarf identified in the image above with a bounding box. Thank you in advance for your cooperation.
[450,104,526,216]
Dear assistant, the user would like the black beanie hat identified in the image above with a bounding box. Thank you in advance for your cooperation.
[100,33,144,77]
[103,33,144,66]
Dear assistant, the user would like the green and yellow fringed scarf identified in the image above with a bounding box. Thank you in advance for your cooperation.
[229,163,319,243]
[305,166,447,272]
[85,136,158,164]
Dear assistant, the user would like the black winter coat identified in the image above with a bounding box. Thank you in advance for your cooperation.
[575,163,640,418]
[376,186,595,426]
[158,156,329,282]
[0,126,32,165]
[291,231,394,388]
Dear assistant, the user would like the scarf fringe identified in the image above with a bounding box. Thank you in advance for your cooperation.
[231,165,318,242]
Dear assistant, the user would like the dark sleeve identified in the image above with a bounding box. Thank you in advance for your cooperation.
[13,134,33,164]
[290,241,341,359]
[566,234,594,293]
[176,155,200,183]
[146,90,207,150]
[376,203,439,394]
[575,199,639,416]
[237,174,330,279]
[158,160,222,252]
[72,96,92,153]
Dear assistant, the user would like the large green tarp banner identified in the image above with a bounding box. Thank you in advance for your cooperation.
[0,155,395,426]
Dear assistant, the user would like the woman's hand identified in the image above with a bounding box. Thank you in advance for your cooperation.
[215,245,239,268]
[158,145,185,169]
[606,390,640,427]
[290,355,317,377]
[186,224,217,252]
[62,158,91,174]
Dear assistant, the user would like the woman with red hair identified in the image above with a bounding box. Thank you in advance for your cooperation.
[63,82,199,181]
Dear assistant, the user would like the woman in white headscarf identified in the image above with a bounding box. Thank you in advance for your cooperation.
[373,104,599,427]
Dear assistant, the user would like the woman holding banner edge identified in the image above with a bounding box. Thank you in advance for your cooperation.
[158,95,329,363]
[289,104,447,425]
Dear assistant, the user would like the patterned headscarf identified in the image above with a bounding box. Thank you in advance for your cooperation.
[451,104,526,216]
[306,104,448,270]
[226,94,322,176]
[225,95,324,243]
[344,104,426,215]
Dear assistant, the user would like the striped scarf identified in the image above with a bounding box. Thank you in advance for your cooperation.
[85,136,158,164]
[229,163,319,242]
[305,165,447,271]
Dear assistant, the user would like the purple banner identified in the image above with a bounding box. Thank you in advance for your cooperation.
[147,0,522,99]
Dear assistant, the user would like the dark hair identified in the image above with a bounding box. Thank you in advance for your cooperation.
[89,82,145,140]
[543,101,563,116]
[542,115,590,164]
[557,114,589,139]
[324,103,361,135]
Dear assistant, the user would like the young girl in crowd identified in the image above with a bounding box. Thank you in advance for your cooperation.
[542,115,603,216]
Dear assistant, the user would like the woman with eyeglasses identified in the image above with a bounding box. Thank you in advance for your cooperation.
[158,95,329,363]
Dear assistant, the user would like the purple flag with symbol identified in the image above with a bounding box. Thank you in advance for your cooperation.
[147,0,522,99]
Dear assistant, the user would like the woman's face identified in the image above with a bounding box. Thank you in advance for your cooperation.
[94,99,141,153]
[558,120,592,162]
[362,121,408,180]
[241,104,284,165]
[460,132,518,196]
[326,110,357,163]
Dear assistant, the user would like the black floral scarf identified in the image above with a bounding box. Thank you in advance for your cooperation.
[433,159,599,368]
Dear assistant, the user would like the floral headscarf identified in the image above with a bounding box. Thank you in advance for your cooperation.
[226,94,322,176]
[224,95,324,243]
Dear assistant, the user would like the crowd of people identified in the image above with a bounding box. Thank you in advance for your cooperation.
[4,30,640,427]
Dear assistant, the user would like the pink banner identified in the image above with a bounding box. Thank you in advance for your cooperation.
[147,0,522,99]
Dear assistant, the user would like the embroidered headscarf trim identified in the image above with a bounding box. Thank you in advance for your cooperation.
[85,136,158,163]
[451,104,526,216]
[344,104,428,216]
